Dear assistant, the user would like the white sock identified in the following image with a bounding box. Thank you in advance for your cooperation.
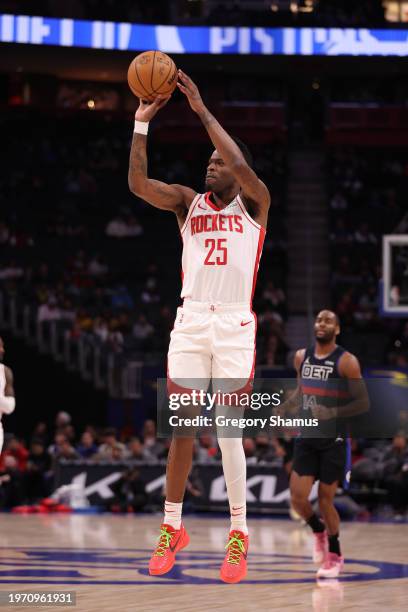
[163,500,182,530]
[217,408,248,535]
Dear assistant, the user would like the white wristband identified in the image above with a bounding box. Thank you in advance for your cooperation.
[134,120,149,135]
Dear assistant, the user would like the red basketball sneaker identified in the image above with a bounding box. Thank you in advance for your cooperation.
[220,530,249,583]
[148,523,190,576]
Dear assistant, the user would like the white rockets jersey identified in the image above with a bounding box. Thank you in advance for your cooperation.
[180,192,265,304]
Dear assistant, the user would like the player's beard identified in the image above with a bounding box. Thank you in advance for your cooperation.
[205,177,219,192]
[315,331,335,345]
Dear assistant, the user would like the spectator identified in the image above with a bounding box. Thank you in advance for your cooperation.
[106,216,129,238]
[0,456,25,509]
[111,286,134,310]
[55,439,79,462]
[141,279,160,304]
[126,215,143,237]
[96,428,128,461]
[254,433,284,464]
[110,444,128,462]
[55,411,72,430]
[37,298,61,324]
[48,433,69,459]
[106,467,147,512]
[59,299,76,322]
[88,255,108,277]
[76,431,98,459]
[195,435,218,463]
[132,315,154,341]
[141,420,164,459]
[106,322,124,353]
[262,281,286,315]
[93,317,109,342]
[25,440,51,502]
[0,437,29,472]
[30,422,48,446]
[382,434,408,517]
[127,437,156,463]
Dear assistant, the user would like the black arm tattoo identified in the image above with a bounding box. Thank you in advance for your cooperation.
[128,129,195,211]
[128,133,148,189]
[199,108,216,130]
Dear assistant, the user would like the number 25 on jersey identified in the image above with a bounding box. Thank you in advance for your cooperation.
[204,238,227,266]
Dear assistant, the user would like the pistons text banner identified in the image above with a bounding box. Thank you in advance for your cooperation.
[2,15,408,56]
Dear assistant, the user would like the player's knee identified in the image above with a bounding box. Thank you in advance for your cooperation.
[290,488,308,508]
[318,488,335,508]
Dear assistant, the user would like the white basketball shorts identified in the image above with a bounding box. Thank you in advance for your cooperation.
[167,300,256,393]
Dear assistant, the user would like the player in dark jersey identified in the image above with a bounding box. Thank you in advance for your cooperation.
[279,310,368,578]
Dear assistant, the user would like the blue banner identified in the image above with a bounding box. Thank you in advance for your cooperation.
[1,14,408,56]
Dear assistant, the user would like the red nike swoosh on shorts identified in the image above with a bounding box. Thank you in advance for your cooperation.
[240,320,252,326]
[198,203,206,210]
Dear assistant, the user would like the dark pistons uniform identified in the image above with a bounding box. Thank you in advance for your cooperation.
[292,345,350,485]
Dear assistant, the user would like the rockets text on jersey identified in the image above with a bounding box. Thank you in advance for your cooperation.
[180,192,265,304]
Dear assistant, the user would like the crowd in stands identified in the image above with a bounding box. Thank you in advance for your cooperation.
[327,147,408,365]
[0,410,288,510]
[0,0,388,27]
[1,410,407,517]
[351,428,408,519]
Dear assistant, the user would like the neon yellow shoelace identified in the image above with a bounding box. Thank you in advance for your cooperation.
[225,534,245,565]
[154,527,173,557]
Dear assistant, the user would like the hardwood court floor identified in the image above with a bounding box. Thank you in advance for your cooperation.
[0,514,407,612]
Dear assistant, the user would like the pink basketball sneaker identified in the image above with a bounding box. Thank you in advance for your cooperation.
[317,552,344,578]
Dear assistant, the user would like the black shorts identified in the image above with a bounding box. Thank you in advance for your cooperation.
[292,437,347,485]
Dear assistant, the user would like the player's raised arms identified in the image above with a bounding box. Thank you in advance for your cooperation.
[128,96,196,221]
[177,70,270,228]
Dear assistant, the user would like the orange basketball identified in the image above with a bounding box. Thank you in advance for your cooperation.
[127,51,178,101]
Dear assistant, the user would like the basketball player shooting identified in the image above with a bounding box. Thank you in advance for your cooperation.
[0,337,16,453]
[128,70,270,583]
[278,310,368,578]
